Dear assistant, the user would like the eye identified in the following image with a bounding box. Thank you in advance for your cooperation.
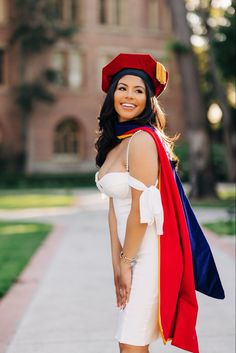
[136,89,144,94]
[118,86,126,91]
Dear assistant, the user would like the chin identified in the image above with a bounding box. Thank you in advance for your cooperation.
[119,115,139,122]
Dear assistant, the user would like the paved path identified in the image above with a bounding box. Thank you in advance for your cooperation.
[0,189,235,353]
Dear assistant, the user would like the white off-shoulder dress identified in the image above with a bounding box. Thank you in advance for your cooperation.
[95,130,164,346]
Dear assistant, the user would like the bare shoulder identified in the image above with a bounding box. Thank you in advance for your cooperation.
[128,130,158,186]
[129,130,157,155]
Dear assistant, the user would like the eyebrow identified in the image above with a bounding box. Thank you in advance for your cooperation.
[118,82,145,89]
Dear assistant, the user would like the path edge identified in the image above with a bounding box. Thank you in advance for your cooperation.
[0,224,65,353]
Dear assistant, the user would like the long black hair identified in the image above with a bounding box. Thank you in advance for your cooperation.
[95,78,156,167]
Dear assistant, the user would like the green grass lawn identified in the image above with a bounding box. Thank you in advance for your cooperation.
[0,221,52,297]
[203,219,235,236]
[190,198,234,208]
[0,194,74,209]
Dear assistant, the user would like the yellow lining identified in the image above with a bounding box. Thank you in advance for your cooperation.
[158,234,167,344]
[117,133,133,139]
[157,166,166,344]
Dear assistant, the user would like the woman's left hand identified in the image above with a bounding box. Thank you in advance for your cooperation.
[119,261,132,309]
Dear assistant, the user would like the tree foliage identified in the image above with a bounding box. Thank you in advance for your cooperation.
[10,0,77,114]
[167,0,217,197]
[15,68,60,113]
[185,0,235,101]
[11,0,76,54]
[211,3,236,83]
[9,0,77,171]
[184,0,236,182]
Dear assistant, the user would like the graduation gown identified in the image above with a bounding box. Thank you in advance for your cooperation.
[116,125,225,353]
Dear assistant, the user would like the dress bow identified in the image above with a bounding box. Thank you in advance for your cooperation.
[139,185,164,235]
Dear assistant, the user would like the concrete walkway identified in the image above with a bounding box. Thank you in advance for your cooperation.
[0,189,235,353]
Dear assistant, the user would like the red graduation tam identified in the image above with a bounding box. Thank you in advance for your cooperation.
[102,53,168,97]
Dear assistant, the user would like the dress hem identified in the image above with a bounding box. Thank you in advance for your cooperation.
[114,333,160,346]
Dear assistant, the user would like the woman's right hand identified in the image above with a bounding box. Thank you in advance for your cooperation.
[113,266,123,309]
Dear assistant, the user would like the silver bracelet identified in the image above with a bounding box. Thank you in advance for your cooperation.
[120,251,137,264]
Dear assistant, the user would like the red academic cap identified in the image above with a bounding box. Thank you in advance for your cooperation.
[102,53,168,97]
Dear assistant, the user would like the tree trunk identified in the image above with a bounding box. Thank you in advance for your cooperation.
[19,48,29,173]
[167,0,216,198]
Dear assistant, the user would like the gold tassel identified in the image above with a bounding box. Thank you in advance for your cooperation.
[156,62,167,85]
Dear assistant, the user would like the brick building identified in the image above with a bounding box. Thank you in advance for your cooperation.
[0,0,184,174]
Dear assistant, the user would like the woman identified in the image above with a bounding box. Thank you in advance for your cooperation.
[95,53,224,353]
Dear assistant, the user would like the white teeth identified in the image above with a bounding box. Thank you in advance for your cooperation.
[121,103,136,108]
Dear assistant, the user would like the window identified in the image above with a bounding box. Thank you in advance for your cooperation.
[147,0,159,29]
[113,0,121,25]
[71,0,80,23]
[54,118,82,156]
[53,0,81,24]
[99,0,106,24]
[99,0,126,26]
[0,124,3,147]
[0,0,9,24]
[97,53,116,88]
[52,50,83,88]
[0,49,6,85]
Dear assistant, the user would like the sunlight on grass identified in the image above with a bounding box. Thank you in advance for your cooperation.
[217,188,235,200]
[0,224,42,235]
[0,194,74,209]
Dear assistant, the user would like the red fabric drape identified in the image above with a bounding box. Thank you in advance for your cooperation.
[125,127,199,353]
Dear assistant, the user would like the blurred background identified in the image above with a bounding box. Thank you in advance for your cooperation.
[0,0,235,196]
[0,3,235,351]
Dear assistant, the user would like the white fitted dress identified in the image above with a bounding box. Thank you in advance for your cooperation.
[95,130,164,346]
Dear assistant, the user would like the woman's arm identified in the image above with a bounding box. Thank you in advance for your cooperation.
[108,197,123,308]
[108,197,122,271]
[119,131,158,308]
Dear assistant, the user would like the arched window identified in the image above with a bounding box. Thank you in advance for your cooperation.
[54,118,83,157]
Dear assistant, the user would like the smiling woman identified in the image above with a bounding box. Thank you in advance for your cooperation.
[95,54,179,353]
[94,53,224,353]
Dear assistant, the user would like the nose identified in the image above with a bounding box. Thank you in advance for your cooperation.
[125,89,134,99]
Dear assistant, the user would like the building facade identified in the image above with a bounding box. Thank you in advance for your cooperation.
[0,0,185,174]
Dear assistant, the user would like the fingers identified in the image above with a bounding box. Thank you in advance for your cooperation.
[119,286,130,310]
[114,265,132,310]
[115,280,122,308]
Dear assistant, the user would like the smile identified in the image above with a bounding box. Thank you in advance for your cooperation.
[121,103,136,109]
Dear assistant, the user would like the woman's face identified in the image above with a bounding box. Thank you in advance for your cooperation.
[114,75,147,122]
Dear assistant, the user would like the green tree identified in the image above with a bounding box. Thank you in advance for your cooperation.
[186,0,236,181]
[10,0,76,172]
[166,0,216,198]
[211,2,236,181]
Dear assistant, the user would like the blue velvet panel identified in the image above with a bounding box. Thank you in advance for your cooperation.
[173,167,225,299]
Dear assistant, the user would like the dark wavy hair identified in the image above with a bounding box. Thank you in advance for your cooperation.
[95,78,179,168]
